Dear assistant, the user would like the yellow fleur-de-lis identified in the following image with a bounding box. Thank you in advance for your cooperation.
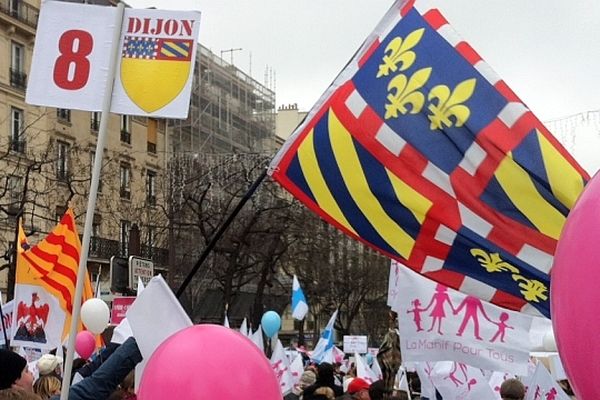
[427,78,476,130]
[470,248,520,274]
[384,67,432,120]
[377,28,425,78]
[512,275,548,303]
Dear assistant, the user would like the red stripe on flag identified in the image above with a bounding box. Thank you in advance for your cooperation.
[358,39,381,68]
[21,253,74,313]
[43,233,80,264]
[422,9,448,30]
[400,0,416,17]
[455,42,482,65]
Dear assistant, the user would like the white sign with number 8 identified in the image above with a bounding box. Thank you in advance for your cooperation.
[26,1,116,111]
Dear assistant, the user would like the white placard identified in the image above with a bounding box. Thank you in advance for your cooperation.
[343,335,368,354]
[26,1,116,110]
[26,1,201,119]
[129,256,154,287]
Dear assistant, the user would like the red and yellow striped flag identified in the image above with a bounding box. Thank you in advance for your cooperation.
[16,208,94,341]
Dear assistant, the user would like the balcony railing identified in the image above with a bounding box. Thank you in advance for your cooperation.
[147,142,156,153]
[0,0,39,28]
[9,138,26,153]
[88,236,169,267]
[10,68,27,90]
[90,119,100,132]
[120,130,131,144]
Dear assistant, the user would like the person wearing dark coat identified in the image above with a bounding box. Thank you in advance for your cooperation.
[302,362,344,400]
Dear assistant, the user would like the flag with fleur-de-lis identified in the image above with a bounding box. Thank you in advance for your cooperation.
[268,0,589,318]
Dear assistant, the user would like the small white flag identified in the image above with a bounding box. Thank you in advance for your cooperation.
[270,339,293,395]
[239,318,249,337]
[250,325,264,352]
[292,275,309,320]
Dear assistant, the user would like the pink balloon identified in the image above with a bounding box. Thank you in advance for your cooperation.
[137,324,281,400]
[75,330,96,360]
[552,172,600,400]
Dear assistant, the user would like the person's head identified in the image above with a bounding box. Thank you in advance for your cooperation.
[299,370,317,389]
[36,354,63,377]
[368,380,386,400]
[316,362,335,385]
[0,350,34,392]
[32,375,61,400]
[500,378,525,400]
[0,388,42,400]
[314,386,335,400]
[348,377,371,400]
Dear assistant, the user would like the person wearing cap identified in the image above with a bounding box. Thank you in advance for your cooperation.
[347,377,371,400]
[500,378,525,400]
[285,369,317,400]
[36,354,62,378]
[0,349,35,392]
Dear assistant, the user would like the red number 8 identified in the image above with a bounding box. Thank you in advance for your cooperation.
[53,30,93,90]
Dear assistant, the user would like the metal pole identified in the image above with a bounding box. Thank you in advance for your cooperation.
[175,169,267,297]
[60,3,125,399]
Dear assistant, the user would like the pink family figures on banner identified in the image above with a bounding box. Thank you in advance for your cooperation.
[454,295,492,340]
[407,299,425,332]
[490,312,513,343]
[424,284,455,334]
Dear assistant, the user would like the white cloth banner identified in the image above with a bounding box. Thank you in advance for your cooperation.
[387,262,402,312]
[250,325,265,352]
[394,262,532,374]
[0,300,15,345]
[289,354,304,391]
[524,363,570,400]
[11,285,65,350]
[414,362,437,399]
[431,361,496,400]
[270,339,293,395]
[487,371,516,400]
[27,1,201,118]
[355,352,378,384]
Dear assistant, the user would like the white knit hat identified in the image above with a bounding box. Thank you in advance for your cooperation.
[37,354,63,376]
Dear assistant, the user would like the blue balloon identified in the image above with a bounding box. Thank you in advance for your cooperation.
[261,311,281,338]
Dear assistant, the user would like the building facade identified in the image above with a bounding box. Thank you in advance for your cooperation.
[0,0,170,301]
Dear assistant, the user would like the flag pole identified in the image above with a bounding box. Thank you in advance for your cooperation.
[175,169,267,297]
[60,3,125,399]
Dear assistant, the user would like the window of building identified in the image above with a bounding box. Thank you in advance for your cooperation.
[90,112,100,132]
[90,214,102,253]
[9,0,21,17]
[120,220,131,256]
[57,108,71,122]
[55,205,67,222]
[56,141,70,181]
[146,225,155,257]
[90,151,102,192]
[10,107,25,153]
[120,162,131,199]
[120,115,131,144]
[10,42,26,89]
[146,169,156,206]
[7,175,23,211]
[147,118,157,153]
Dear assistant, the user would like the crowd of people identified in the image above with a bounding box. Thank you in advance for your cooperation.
[0,337,140,400]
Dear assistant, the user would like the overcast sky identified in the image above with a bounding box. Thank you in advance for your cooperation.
[126,0,600,121]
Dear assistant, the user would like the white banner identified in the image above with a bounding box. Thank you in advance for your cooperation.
[393,262,532,374]
[270,339,293,395]
[430,361,496,400]
[26,1,201,118]
[11,284,65,350]
[0,300,15,345]
[524,363,570,400]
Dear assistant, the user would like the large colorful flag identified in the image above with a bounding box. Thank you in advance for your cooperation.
[268,0,589,318]
[291,275,309,320]
[12,210,94,348]
[311,309,338,363]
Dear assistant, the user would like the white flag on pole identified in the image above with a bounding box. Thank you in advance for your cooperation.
[430,361,496,399]
[270,339,293,395]
[289,353,304,391]
[239,318,249,337]
[355,352,378,384]
[311,309,338,363]
[524,363,570,400]
[250,325,264,352]
[291,275,309,320]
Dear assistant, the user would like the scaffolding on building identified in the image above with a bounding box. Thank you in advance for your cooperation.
[168,45,277,155]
